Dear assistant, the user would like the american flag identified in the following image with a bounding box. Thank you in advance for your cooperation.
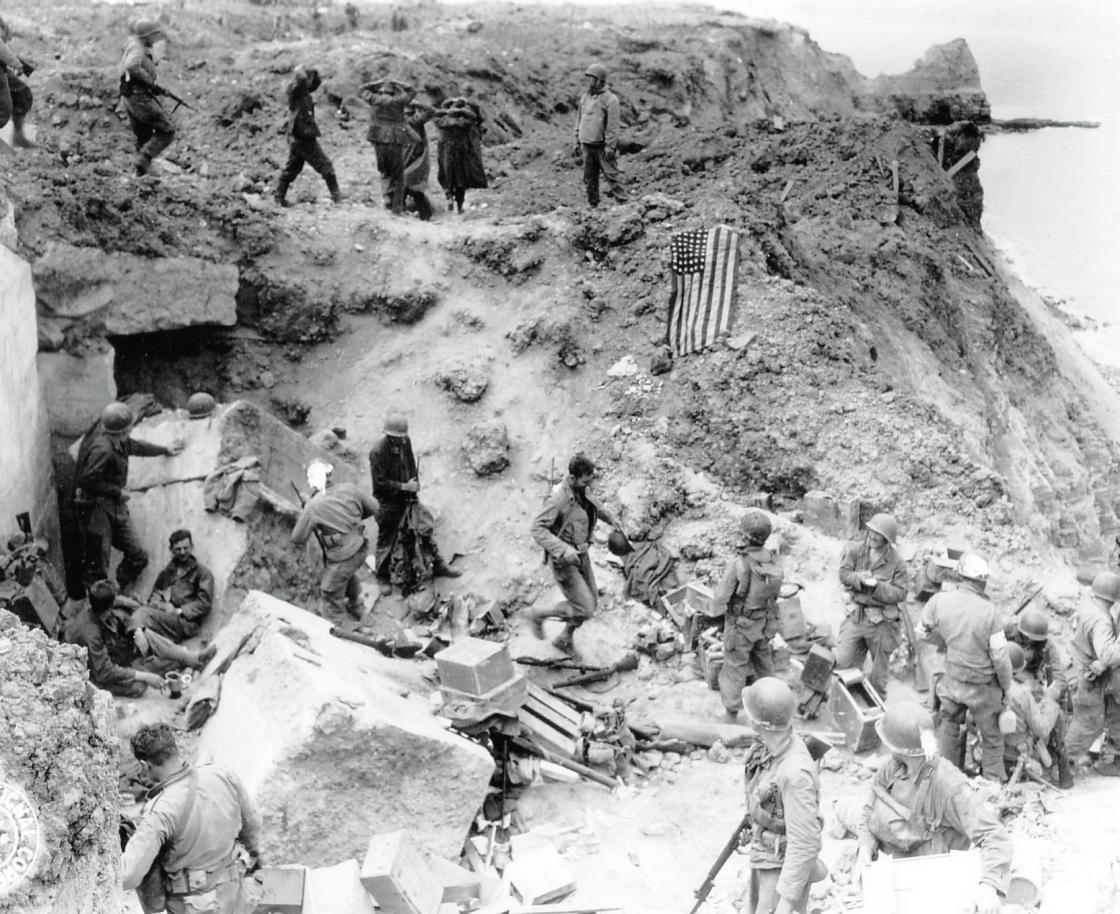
[667,225,741,357]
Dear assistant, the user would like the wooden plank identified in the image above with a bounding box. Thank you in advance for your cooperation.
[779,179,794,203]
[946,149,977,177]
[528,684,582,725]
[520,712,579,757]
[512,906,622,914]
[525,697,580,736]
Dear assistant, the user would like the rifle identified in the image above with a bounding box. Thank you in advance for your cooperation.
[290,481,327,562]
[688,734,832,913]
[1011,584,1044,618]
[119,74,195,112]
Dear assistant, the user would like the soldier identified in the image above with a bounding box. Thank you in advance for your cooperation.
[134,529,215,642]
[359,77,418,215]
[529,453,624,653]
[573,63,625,208]
[122,724,262,914]
[1003,643,1060,775]
[275,65,341,206]
[713,510,784,721]
[836,513,908,699]
[917,553,1013,782]
[291,460,378,625]
[739,678,822,914]
[62,579,213,698]
[1005,606,1072,786]
[434,96,487,214]
[119,18,175,176]
[0,14,37,149]
[402,99,436,220]
[854,702,1009,914]
[1065,570,1120,776]
[74,402,184,591]
[368,413,463,594]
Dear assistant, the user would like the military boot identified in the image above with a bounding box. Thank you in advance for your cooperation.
[325,173,343,204]
[135,154,152,176]
[526,606,548,639]
[11,115,36,149]
[553,624,577,655]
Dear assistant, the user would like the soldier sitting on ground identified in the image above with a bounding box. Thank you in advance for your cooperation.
[62,579,214,697]
[129,528,214,643]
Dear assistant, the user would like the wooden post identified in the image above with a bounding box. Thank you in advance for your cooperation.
[890,158,900,198]
[937,129,945,167]
[946,150,977,177]
[779,179,794,203]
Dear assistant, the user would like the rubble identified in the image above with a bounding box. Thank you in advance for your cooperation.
[196,591,495,864]
[463,421,512,476]
[0,611,119,914]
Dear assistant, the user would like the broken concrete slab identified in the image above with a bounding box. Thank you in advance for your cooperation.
[32,242,239,335]
[196,592,495,866]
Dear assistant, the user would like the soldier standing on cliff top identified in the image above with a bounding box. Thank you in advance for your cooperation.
[119,18,177,176]
[275,65,342,206]
[573,63,625,208]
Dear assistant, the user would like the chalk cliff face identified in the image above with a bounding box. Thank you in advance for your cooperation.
[871,37,991,123]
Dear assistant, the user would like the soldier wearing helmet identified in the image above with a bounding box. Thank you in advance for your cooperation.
[854,701,1010,914]
[1003,604,1072,785]
[738,678,823,914]
[368,413,463,595]
[529,453,624,653]
[573,62,625,208]
[712,509,784,720]
[917,552,1014,782]
[836,513,908,699]
[1065,570,1120,775]
[119,17,176,175]
[73,401,185,591]
[1002,642,1060,778]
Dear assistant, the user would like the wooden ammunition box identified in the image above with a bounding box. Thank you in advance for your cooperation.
[360,831,443,914]
[777,595,808,640]
[435,637,516,697]
[800,644,836,694]
[251,866,305,914]
[828,668,885,753]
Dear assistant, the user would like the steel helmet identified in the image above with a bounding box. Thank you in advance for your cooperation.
[584,63,608,81]
[384,413,409,437]
[607,530,633,556]
[875,701,934,757]
[865,513,899,546]
[740,509,772,547]
[1007,642,1026,673]
[1017,607,1049,642]
[956,552,989,584]
[187,392,216,419]
[1091,571,1120,605]
[742,677,794,731]
[101,402,134,433]
[130,17,164,40]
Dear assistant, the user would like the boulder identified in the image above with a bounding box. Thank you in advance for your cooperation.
[196,592,495,865]
[0,611,120,914]
[32,242,238,336]
[434,364,490,404]
[463,422,511,476]
[36,345,117,437]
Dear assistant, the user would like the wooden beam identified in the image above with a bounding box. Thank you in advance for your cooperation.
[779,179,794,203]
[946,150,977,177]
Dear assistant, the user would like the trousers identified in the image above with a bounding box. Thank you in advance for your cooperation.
[319,545,367,624]
[743,866,810,914]
[124,94,175,161]
[719,613,775,713]
[373,141,410,213]
[936,674,1005,780]
[278,137,336,190]
[546,552,598,624]
[82,499,148,589]
[835,611,899,697]
[0,70,32,127]
[135,628,201,674]
[581,142,624,206]
[1065,674,1120,758]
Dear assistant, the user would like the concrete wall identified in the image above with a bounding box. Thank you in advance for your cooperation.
[0,246,59,548]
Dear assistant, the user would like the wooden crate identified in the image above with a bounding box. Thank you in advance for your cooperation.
[251,867,305,914]
[359,831,443,914]
[862,849,980,914]
[518,684,582,757]
[828,669,885,753]
[435,638,516,697]
[660,581,716,627]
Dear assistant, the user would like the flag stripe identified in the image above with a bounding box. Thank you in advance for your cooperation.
[666,225,740,357]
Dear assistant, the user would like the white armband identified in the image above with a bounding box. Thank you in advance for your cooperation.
[988,630,1008,651]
